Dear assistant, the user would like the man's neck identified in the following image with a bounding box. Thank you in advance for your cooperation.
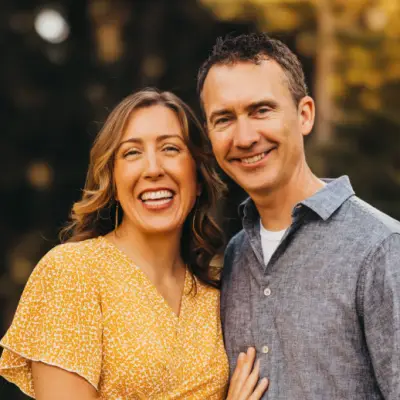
[252,165,325,231]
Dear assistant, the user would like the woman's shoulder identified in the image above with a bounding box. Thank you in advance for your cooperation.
[45,236,103,260]
[32,237,105,280]
[193,274,220,299]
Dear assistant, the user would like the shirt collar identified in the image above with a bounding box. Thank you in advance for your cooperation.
[300,176,354,220]
[239,175,355,222]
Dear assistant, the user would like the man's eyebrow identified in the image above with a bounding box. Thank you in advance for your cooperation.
[245,99,279,113]
[208,99,279,124]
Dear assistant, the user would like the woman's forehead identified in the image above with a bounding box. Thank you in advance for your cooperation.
[121,105,185,142]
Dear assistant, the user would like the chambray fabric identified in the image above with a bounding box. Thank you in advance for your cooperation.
[221,176,400,400]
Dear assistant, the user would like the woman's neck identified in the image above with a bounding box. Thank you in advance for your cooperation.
[107,222,184,283]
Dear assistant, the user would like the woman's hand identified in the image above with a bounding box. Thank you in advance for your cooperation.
[226,347,269,400]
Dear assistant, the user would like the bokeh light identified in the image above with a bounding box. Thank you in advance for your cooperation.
[26,161,53,190]
[34,8,69,44]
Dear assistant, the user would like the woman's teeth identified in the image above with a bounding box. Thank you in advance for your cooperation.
[143,198,171,206]
[140,190,174,201]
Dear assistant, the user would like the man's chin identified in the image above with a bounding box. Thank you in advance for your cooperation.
[239,182,274,196]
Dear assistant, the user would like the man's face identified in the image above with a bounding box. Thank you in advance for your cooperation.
[202,59,314,197]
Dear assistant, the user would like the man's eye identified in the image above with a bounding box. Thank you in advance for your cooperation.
[215,117,230,126]
[256,107,270,116]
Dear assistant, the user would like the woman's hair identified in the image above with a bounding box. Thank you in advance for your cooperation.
[61,88,226,288]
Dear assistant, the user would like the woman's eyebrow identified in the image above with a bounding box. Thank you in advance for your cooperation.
[117,134,184,150]
[155,134,185,143]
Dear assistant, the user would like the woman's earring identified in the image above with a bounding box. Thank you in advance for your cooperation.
[192,198,200,240]
[115,202,119,230]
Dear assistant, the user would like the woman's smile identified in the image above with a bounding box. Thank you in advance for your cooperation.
[139,188,176,210]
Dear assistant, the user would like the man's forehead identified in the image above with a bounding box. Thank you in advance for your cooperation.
[202,59,287,111]
[206,58,285,80]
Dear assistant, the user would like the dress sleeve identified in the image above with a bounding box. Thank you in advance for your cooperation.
[0,245,103,398]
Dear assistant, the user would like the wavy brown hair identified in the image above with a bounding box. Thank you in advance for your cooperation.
[61,88,226,288]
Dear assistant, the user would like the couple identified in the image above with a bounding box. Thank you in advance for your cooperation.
[1,32,399,400]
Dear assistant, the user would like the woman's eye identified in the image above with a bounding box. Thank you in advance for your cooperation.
[123,149,140,158]
[163,146,180,153]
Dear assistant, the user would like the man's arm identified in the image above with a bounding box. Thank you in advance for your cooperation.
[220,236,238,329]
[359,233,400,399]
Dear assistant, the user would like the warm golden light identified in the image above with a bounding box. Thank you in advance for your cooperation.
[26,161,53,190]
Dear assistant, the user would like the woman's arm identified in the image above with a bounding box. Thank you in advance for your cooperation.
[32,362,99,400]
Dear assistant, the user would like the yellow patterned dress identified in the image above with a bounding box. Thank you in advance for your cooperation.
[0,237,229,399]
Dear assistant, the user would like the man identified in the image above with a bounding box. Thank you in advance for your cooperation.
[197,32,400,399]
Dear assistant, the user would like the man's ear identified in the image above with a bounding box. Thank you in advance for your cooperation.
[298,96,315,137]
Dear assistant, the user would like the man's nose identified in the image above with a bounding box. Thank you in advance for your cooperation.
[143,152,164,179]
[233,118,260,149]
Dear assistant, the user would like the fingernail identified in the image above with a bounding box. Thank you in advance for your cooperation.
[262,377,268,384]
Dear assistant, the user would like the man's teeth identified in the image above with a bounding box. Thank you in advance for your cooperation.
[241,152,266,164]
[141,190,174,201]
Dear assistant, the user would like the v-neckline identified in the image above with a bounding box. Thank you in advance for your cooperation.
[100,235,190,320]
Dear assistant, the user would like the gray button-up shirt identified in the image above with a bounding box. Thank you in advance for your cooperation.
[221,176,400,399]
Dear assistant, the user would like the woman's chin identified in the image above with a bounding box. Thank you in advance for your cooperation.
[121,208,188,236]
[139,218,185,235]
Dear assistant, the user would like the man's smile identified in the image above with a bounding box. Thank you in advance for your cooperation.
[230,147,277,167]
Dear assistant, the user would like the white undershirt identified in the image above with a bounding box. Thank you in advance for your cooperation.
[260,221,287,265]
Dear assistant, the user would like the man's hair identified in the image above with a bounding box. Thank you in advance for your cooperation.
[197,32,308,106]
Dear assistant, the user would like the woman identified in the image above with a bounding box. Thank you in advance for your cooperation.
[0,89,268,399]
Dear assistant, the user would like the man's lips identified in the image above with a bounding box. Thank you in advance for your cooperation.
[230,147,277,165]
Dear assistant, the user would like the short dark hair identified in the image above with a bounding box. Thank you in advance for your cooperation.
[197,32,308,106]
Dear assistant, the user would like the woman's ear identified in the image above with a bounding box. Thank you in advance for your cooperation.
[196,183,202,197]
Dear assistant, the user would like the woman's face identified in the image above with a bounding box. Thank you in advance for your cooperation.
[114,104,200,235]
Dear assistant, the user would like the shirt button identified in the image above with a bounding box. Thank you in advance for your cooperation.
[263,287,271,296]
[262,345,269,354]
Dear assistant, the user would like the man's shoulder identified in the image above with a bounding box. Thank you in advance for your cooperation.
[222,229,248,270]
[346,196,400,236]
[222,229,249,282]
[225,229,247,254]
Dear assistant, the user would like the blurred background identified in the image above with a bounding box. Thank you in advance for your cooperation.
[0,0,399,397]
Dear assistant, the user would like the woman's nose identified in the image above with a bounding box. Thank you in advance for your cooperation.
[143,153,164,179]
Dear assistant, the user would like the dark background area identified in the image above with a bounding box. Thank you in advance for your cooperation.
[1,0,399,398]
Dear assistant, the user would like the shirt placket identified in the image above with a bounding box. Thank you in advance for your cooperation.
[243,206,308,392]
